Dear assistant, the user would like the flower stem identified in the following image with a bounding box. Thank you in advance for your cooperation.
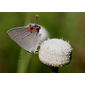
[51,67,59,73]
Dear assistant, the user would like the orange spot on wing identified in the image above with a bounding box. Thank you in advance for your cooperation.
[27,29,38,32]
[32,29,38,32]
[27,29,33,32]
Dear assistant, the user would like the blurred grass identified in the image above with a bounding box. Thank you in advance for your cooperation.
[0,12,85,73]
[0,12,25,72]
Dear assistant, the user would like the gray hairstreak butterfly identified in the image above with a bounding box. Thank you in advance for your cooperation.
[7,15,49,53]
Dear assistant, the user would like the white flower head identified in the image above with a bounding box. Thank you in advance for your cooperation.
[39,39,72,67]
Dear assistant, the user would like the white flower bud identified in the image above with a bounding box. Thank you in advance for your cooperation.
[39,39,72,67]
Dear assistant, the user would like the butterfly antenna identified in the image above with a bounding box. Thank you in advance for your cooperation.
[35,14,40,24]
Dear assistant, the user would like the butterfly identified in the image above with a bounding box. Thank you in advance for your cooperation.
[7,24,48,53]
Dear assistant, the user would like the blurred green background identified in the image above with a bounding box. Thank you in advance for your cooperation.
[0,12,85,73]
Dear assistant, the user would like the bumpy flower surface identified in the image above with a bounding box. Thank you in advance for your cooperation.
[39,39,72,67]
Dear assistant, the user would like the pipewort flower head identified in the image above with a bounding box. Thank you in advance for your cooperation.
[39,39,72,67]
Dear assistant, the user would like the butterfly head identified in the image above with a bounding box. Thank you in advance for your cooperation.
[27,24,41,33]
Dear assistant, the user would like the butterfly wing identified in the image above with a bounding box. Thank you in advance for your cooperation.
[7,27,40,53]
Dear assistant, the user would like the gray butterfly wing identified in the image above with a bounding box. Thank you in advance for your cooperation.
[7,27,28,40]
[7,27,40,53]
